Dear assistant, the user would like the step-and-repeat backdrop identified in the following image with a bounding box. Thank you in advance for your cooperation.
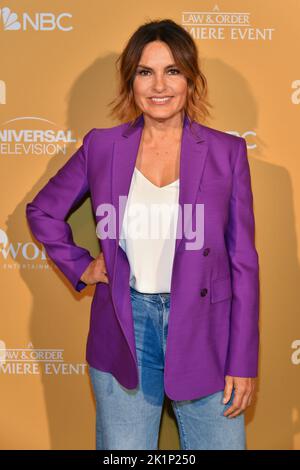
[1,0,299,450]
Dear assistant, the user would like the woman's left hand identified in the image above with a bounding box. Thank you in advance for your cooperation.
[223,375,256,418]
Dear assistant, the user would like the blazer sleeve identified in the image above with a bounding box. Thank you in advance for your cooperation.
[224,137,260,378]
[25,128,96,293]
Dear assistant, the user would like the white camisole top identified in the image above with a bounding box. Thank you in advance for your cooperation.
[119,166,180,293]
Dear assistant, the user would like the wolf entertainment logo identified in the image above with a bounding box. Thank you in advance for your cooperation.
[0,227,47,264]
[0,6,73,31]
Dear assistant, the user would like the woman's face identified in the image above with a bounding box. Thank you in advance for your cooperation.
[132,40,188,121]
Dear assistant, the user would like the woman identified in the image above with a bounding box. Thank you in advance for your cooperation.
[26,19,260,450]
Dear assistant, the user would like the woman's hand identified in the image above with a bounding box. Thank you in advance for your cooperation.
[80,252,109,286]
[223,375,256,418]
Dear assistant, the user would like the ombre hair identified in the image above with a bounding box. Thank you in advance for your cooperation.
[107,19,213,126]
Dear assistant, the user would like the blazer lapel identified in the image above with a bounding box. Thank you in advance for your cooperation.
[175,115,208,252]
[111,112,208,287]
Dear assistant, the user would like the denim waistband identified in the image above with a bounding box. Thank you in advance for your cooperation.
[129,285,170,303]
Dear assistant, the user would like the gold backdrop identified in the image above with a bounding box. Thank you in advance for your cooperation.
[1,0,300,450]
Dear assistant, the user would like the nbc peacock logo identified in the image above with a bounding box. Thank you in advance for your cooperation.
[0,6,73,31]
[0,7,21,30]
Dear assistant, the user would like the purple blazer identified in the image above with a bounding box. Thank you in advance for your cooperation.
[26,113,260,401]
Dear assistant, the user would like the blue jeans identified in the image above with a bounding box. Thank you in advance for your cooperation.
[88,286,246,450]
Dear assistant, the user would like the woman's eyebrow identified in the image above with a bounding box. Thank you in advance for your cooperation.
[137,63,177,70]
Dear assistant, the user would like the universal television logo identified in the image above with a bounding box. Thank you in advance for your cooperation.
[0,6,73,31]
[0,116,77,157]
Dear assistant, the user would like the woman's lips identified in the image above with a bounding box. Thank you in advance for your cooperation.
[149,96,173,104]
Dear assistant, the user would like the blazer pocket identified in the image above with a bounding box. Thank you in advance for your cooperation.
[211,276,232,303]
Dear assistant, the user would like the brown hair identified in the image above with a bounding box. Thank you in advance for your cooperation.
[107,19,213,126]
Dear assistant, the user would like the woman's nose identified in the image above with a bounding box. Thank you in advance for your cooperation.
[152,74,167,90]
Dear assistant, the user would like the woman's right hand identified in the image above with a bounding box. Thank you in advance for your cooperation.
[80,252,109,286]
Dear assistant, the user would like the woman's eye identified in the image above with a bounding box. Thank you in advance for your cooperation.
[168,68,180,74]
[137,68,181,76]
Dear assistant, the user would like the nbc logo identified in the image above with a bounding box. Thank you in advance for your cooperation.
[0,6,73,31]
[0,6,20,30]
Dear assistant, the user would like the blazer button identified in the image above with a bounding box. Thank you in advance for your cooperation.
[200,288,208,297]
[203,248,210,256]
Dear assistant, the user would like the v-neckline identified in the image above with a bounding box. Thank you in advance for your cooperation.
[134,167,179,189]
